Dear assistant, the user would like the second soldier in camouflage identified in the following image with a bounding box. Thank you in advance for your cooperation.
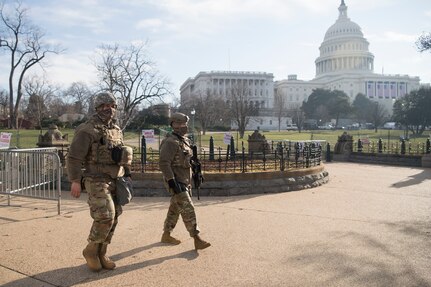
[159,112,211,250]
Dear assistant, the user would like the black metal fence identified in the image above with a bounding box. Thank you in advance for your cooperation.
[133,140,324,173]
[353,138,431,155]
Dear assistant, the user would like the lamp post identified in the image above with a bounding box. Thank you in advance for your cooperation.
[190,108,195,144]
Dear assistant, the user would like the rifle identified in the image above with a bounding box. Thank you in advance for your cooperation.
[191,145,204,200]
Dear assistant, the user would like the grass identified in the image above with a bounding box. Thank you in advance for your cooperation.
[0,128,139,149]
[2,127,429,151]
[197,129,431,151]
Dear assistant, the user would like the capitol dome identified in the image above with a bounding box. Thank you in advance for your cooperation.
[324,16,363,41]
[315,0,374,78]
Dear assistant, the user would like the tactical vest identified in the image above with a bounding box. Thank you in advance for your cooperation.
[90,124,124,165]
[84,120,133,179]
[160,133,192,186]
[176,137,192,169]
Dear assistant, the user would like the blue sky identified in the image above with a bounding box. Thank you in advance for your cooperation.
[1,0,431,104]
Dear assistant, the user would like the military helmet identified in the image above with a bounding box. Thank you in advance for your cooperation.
[94,92,116,109]
[169,112,189,125]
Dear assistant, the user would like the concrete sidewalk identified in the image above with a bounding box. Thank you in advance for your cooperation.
[0,162,430,287]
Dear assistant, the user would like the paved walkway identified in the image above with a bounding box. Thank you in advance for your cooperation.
[0,162,430,287]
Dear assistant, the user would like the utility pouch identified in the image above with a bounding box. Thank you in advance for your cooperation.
[119,146,133,165]
[111,146,123,163]
[116,177,134,205]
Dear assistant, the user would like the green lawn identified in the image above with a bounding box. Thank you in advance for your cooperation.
[0,128,140,149]
[2,128,429,151]
[196,129,430,151]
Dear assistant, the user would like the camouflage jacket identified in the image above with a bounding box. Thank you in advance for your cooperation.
[66,114,129,182]
[159,133,192,185]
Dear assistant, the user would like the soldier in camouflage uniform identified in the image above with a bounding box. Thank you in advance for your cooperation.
[67,92,133,271]
[159,112,211,250]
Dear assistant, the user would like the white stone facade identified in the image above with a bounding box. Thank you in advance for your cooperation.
[180,71,274,110]
[230,116,292,131]
[179,0,423,130]
[275,0,420,115]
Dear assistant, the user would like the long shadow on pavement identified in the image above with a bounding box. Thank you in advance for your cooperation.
[390,169,431,188]
[284,219,431,287]
[2,243,198,287]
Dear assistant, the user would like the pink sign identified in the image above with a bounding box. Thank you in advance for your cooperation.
[0,132,12,148]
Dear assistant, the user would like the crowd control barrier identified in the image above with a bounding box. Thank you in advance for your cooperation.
[0,148,61,215]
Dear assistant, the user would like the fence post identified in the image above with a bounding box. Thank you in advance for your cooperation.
[141,135,146,172]
[230,136,236,159]
[401,139,406,155]
[217,147,222,172]
[304,143,310,168]
[357,138,363,153]
[286,142,291,167]
[209,136,215,160]
[426,138,430,154]
[241,141,245,173]
[326,143,331,162]
[280,144,284,171]
[378,138,383,153]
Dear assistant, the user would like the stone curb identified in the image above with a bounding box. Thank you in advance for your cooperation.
[131,165,328,197]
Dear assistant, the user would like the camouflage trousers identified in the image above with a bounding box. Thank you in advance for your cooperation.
[84,177,122,244]
[163,188,200,237]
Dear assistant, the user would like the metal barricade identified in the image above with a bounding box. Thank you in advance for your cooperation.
[0,148,61,215]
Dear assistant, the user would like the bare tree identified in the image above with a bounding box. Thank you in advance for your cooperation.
[227,80,256,138]
[94,42,172,129]
[416,32,431,52]
[288,104,305,132]
[0,88,8,118]
[0,1,62,128]
[23,75,58,128]
[274,90,287,131]
[370,101,388,132]
[49,97,70,118]
[170,96,181,112]
[184,89,228,135]
[63,82,93,114]
[94,43,120,93]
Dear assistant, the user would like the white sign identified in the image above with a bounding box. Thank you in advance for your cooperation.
[361,137,370,144]
[223,132,232,145]
[141,129,156,144]
[0,132,12,148]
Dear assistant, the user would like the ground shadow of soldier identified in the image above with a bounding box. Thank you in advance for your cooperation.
[391,169,431,188]
[3,242,198,287]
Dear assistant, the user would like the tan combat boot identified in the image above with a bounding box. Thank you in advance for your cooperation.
[193,235,211,250]
[161,231,181,245]
[82,242,102,271]
[99,243,116,270]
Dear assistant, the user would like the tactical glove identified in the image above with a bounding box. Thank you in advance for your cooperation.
[168,179,183,194]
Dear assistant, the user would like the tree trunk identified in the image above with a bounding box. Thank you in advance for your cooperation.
[9,75,15,129]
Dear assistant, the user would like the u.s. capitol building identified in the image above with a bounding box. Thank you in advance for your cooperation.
[180,1,421,130]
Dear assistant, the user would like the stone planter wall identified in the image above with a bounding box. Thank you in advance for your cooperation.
[336,152,424,167]
[131,165,329,197]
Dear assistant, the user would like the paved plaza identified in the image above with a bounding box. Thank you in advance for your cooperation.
[0,162,430,287]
